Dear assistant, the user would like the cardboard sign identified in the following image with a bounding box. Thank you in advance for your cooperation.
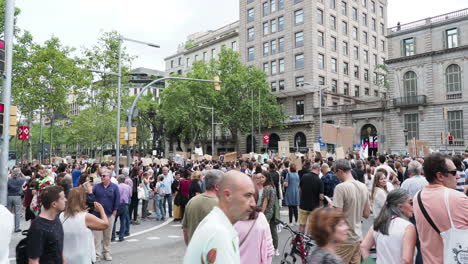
[174,155,184,165]
[224,152,237,162]
[203,154,212,161]
[194,147,203,156]
[313,143,321,152]
[322,123,355,151]
[141,158,152,166]
[153,158,161,165]
[322,124,338,144]
[241,154,251,160]
[408,139,430,158]
[278,141,290,157]
[335,147,345,160]
[160,159,169,166]
[320,151,328,159]
[289,153,302,171]
[120,156,128,166]
[176,152,189,159]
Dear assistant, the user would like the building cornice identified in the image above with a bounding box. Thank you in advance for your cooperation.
[385,45,468,64]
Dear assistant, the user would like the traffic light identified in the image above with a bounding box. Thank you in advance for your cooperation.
[129,127,137,146]
[214,76,221,91]
[9,105,17,136]
[0,40,5,73]
[119,127,127,145]
[448,132,454,145]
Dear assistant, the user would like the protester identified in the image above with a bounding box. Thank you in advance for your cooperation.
[257,171,279,255]
[0,204,13,264]
[400,160,428,198]
[413,153,468,264]
[129,167,140,225]
[321,163,340,199]
[92,168,120,261]
[307,207,348,264]
[27,186,67,264]
[71,164,82,187]
[298,163,324,233]
[155,175,167,221]
[160,167,174,219]
[140,172,151,220]
[7,168,25,232]
[333,159,370,264]
[172,171,182,221]
[189,170,203,199]
[182,170,223,245]
[61,187,109,263]
[183,170,256,264]
[112,175,132,241]
[370,171,388,217]
[284,163,300,225]
[178,173,191,220]
[352,160,365,183]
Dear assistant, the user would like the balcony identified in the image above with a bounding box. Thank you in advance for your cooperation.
[393,95,427,108]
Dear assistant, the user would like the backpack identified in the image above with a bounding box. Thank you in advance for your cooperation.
[16,230,29,264]
[157,183,166,196]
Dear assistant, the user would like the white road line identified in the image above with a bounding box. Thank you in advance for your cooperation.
[126,239,139,242]
[147,236,160,240]
[168,235,181,238]
[110,218,173,244]
[171,224,182,227]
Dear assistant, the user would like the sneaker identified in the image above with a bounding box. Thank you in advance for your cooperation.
[118,238,125,242]
[134,220,141,225]
[275,249,280,256]
[104,253,112,261]
[111,238,116,242]
[124,233,130,237]
[14,229,22,233]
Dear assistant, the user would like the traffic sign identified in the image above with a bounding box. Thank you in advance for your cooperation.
[263,134,270,144]
[318,136,326,147]
[18,126,30,140]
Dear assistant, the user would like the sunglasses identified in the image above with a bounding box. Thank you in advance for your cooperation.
[446,170,458,176]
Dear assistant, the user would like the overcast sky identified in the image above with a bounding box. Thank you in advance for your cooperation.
[15,0,467,71]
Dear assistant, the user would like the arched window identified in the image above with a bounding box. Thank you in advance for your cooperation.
[446,64,461,94]
[294,132,307,149]
[403,71,417,97]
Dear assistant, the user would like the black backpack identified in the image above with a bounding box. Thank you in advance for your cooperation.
[16,230,29,264]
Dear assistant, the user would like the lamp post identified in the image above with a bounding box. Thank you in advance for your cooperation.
[197,106,215,156]
[126,77,221,167]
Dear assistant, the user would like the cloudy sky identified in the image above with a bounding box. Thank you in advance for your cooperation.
[15,0,467,71]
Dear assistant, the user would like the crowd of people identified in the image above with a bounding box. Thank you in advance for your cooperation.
[1,151,467,263]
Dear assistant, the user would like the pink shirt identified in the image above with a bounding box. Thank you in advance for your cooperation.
[234,212,274,264]
[413,185,468,264]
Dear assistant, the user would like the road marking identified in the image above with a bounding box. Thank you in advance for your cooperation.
[126,239,139,242]
[110,218,174,244]
[168,235,181,238]
[147,236,160,240]
[171,224,182,227]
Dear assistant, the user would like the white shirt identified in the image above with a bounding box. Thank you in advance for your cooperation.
[0,205,13,264]
[184,207,240,264]
[372,188,387,217]
[161,173,174,194]
[374,217,414,264]
[401,175,429,198]
[60,212,96,264]
[375,164,396,180]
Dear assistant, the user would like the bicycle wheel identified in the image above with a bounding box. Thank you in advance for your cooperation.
[280,235,298,264]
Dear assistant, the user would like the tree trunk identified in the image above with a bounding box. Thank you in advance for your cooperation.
[27,114,32,162]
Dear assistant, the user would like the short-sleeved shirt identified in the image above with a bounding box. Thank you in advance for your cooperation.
[161,174,174,194]
[299,172,324,211]
[182,194,219,242]
[27,216,64,264]
[306,246,344,264]
[413,185,468,264]
[71,170,81,187]
[184,207,240,264]
[333,180,369,243]
[92,182,120,217]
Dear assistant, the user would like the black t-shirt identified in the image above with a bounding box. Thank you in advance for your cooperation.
[27,216,64,264]
[270,171,281,199]
[299,172,324,211]
[352,168,365,183]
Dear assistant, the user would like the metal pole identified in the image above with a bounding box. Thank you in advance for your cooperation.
[0,0,15,205]
[115,39,122,174]
[251,87,254,153]
[211,107,214,156]
[39,109,43,163]
[319,89,323,140]
[258,88,261,152]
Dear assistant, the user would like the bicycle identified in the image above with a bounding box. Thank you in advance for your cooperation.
[278,219,316,264]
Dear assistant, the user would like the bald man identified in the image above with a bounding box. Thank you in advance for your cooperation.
[183,171,256,264]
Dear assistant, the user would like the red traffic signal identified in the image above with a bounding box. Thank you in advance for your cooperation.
[448,135,454,145]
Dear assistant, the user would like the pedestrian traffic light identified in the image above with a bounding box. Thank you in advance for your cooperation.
[129,127,137,146]
[214,76,221,91]
[0,40,5,73]
[9,105,17,136]
[120,127,127,145]
[448,132,454,145]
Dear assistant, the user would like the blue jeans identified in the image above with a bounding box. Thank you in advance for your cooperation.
[164,193,173,218]
[155,194,165,220]
[112,203,129,241]
[7,196,21,230]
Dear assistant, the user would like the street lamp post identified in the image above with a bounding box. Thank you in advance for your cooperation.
[197,106,215,156]
[126,77,221,167]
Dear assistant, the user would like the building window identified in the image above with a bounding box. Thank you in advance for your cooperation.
[319,75,325,85]
[364,69,369,81]
[318,31,324,47]
[295,9,304,24]
[247,8,255,22]
[343,41,348,55]
[203,52,207,62]
[363,31,368,44]
[330,15,336,30]
[263,2,269,16]
[404,113,419,140]
[295,53,304,69]
[211,48,216,58]
[372,36,377,48]
[364,50,369,63]
[271,60,277,74]
[186,57,190,66]
[373,54,377,65]
[279,58,285,73]
[379,6,384,17]
[279,80,285,90]
[352,26,358,40]
[371,18,376,31]
[331,58,337,72]
[343,62,349,75]
[296,100,304,115]
[295,31,304,47]
[231,41,237,51]
[279,0,284,9]
[271,0,277,12]
[263,42,269,56]
[448,110,464,140]
[279,37,285,52]
[374,90,379,97]
[318,53,325,69]
[178,57,182,66]
[446,28,459,49]
[365,87,370,95]
[380,23,385,35]
[248,27,255,41]
[342,21,348,35]
[352,7,358,21]
[341,1,347,15]
[362,13,367,26]
[331,36,337,51]
[170,60,174,68]
[361,0,366,7]
[354,85,360,97]
[263,62,269,73]
[263,22,269,35]
[330,0,335,9]
[371,1,375,12]
[271,39,277,54]
[279,16,285,31]
[446,64,462,94]
[317,9,324,24]
[354,65,359,79]
[380,40,385,51]
[353,46,359,59]
[344,82,349,95]
[194,55,198,62]
[403,38,415,56]
[295,76,304,87]
[403,71,417,97]
[248,47,255,61]
[271,19,277,33]
[271,81,277,92]
[332,79,338,93]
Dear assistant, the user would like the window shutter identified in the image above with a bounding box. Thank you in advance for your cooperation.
[457,28,461,47]
[400,39,404,57]
[442,30,447,49]
[413,37,416,55]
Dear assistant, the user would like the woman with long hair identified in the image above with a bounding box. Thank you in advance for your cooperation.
[60,188,109,264]
[307,207,349,263]
[129,167,140,225]
[234,178,274,264]
[141,172,151,220]
[284,163,300,225]
[189,171,202,199]
[257,171,279,256]
[360,189,416,264]
[364,166,373,192]
[371,171,388,217]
